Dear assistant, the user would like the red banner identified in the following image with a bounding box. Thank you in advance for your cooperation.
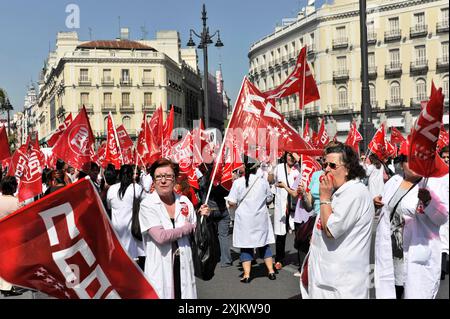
[0,178,158,299]
[316,118,330,149]
[437,124,449,152]
[18,135,45,202]
[0,126,10,161]
[390,126,406,145]
[344,121,363,153]
[105,114,122,169]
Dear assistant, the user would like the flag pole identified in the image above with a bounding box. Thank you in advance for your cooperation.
[205,77,246,205]
[300,46,307,176]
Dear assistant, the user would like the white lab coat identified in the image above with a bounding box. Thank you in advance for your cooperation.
[273,163,300,235]
[227,174,275,248]
[374,175,449,299]
[107,183,145,259]
[439,174,449,255]
[139,192,197,299]
[365,164,385,199]
[305,179,374,299]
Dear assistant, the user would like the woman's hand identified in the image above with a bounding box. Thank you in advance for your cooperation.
[373,195,384,209]
[199,204,210,216]
[276,181,287,189]
[319,174,333,201]
[297,184,306,197]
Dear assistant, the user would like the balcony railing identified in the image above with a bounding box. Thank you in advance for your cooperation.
[436,21,449,33]
[142,78,155,86]
[119,104,135,113]
[436,57,449,71]
[78,104,94,113]
[384,63,402,77]
[367,32,377,45]
[410,60,428,75]
[410,24,428,38]
[120,78,132,86]
[329,103,355,114]
[333,69,349,82]
[410,98,428,108]
[332,38,349,50]
[385,99,403,109]
[384,29,401,42]
[307,45,316,58]
[368,66,377,79]
[101,77,114,86]
[142,104,156,112]
[101,103,116,113]
[78,78,91,86]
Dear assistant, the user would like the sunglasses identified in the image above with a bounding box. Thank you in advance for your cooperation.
[323,162,344,170]
[154,174,175,182]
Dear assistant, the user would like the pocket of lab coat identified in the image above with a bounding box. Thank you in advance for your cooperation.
[408,244,431,265]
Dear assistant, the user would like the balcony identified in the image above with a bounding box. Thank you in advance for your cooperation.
[101,77,114,86]
[384,29,402,42]
[410,60,428,75]
[436,57,449,72]
[364,66,378,80]
[410,24,428,38]
[329,103,354,114]
[307,45,316,59]
[436,21,449,34]
[142,104,156,113]
[370,101,379,110]
[101,103,116,113]
[120,104,135,113]
[367,32,377,45]
[79,104,94,113]
[384,63,402,78]
[385,99,404,109]
[78,78,91,86]
[410,98,428,108]
[142,78,155,86]
[332,38,349,50]
[120,78,132,86]
[333,69,349,82]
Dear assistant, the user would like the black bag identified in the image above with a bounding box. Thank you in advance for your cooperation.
[131,183,144,241]
[191,214,219,281]
[294,215,315,253]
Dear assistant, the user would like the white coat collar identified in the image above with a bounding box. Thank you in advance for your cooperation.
[149,191,189,221]
[332,178,361,198]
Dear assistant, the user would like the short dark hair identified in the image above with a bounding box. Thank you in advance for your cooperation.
[56,159,65,170]
[104,164,118,185]
[150,158,179,179]
[324,142,366,181]
[1,176,18,195]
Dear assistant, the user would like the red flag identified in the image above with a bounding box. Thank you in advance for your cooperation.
[137,113,160,166]
[0,125,10,161]
[316,118,330,149]
[163,105,174,141]
[116,125,134,150]
[345,121,363,153]
[390,127,406,145]
[299,156,322,192]
[311,130,318,148]
[7,139,29,179]
[368,124,389,160]
[52,107,96,171]
[263,46,320,109]
[409,83,448,177]
[0,178,158,299]
[18,134,45,202]
[41,148,57,169]
[303,119,311,144]
[437,124,449,152]
[220,134,244,191]
[47,114,73,147]
[104,114,123,169]
[149,106,164,147]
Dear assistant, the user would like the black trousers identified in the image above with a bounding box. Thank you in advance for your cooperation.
[275,213,290,264]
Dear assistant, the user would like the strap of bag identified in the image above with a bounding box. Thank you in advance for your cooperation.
[238,175,259,206]
[389,178,422,222]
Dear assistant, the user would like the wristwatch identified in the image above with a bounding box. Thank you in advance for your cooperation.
[320,200,332,206]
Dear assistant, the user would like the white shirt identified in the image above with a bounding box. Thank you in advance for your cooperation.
[227,174,275,248]
[307,179,374,299]
[107,183,145,259]
[365,164,384,198]
[139,192,197,299]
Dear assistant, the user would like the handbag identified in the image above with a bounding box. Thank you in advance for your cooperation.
[284,164,298,214]
[294,215,315,253]
[131,183,145,241]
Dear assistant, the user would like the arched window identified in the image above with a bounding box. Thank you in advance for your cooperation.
[443,76,449,101]
[390,81,401,104]
[415,78,427,101]
[369,84,376,107]
[338,86,348,108]
[122,116,131,131]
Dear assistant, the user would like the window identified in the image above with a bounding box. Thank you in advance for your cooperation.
[122,116,131,131]
[143,69,152,80]
[336,26,346,40]
[414,12,425,27]
[337,56,347,71]
[443,42,449,62]
[284,45,288,56]
[389,17,399,31]
[122,93,130,106]
[144,92,152,106]
[442,8,449,25]
[389,49,400,66]
[443,77,449,100]
[310,33,315,47]
[103,93,112,106]
[299,37,304,48]
[104,117,108,131]
[369,84,376,106]
[390,81,401,103]
[80,93,89,106]
[80,69,88,82]
[121,69,130,81]
[291,41,296,53]
[414,45,426,63]
[368,53,375,67]
[415,78,427,101]
[103,69,111,81]
[338,87,348,107]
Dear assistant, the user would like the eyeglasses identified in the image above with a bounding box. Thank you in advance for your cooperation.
[323,162,344,170]
[154,174,175,182]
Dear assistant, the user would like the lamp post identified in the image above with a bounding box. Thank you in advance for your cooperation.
[187,4,224,128]
[1,98,13,136]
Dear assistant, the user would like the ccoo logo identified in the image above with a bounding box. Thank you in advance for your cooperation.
[68,125,90,156]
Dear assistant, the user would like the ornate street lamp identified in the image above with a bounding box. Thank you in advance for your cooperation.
[1,97,13,136]
[187,4,224,128]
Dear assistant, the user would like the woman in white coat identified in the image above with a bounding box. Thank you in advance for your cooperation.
[139,158,209,299]
[268,152,300,270]
[374,148,449,299]
[303,142,374,299]
[227,159,276,283]
[365,154,385,200]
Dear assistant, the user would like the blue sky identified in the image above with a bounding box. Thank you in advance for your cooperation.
[0,0,326,114]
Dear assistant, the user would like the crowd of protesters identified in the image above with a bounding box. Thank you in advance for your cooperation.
[0,140,448,299]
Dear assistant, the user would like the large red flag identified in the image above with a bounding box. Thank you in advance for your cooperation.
[163,105,174,141]
[437,124,449,152]
[345,121,363,153]
[263,46,320,109]
[316,118,330,149]
[52,107,96,171]
[0,178,158,299]
[104,113,122,169]
[7,138,29,179]
[47,114,73,147]
[409,83,448,177]
[149,106,164,148]
[0,125,10,161]
[18,134,45,202]
[390,126,406,145]
[137,113,160,165]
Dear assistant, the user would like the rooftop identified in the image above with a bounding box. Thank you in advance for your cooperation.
[76,40,157,51]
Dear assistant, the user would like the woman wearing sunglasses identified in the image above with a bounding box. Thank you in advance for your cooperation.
[303,142,374,299]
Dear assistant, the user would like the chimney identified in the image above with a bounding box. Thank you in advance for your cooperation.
[120,27,129,40]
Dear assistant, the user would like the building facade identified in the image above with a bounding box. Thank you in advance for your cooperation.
[37,30,202,143]
[21,83,39,144]
[248,0,449,140]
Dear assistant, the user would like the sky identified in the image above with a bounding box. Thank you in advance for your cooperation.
[0,0,326,115]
